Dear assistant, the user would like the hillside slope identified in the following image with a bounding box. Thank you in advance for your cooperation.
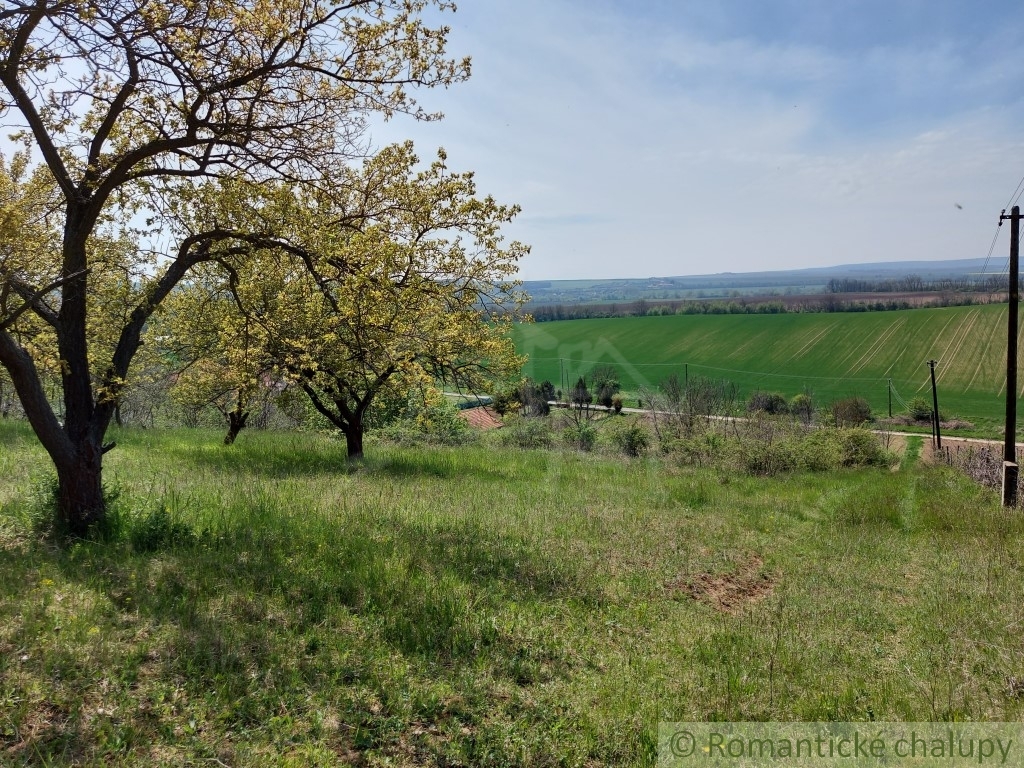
[514,304,1015,421]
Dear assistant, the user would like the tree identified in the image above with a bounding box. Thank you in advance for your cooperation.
[517,379,553,417]
[570,376,592,410]
[162,284,276,445]
[0,0,468,534]
[590,364,620,409]
[185,143,526,459]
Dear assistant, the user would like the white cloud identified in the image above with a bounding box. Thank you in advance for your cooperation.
[371,0,1024,279]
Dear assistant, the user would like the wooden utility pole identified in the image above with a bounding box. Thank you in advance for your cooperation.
[888,378,892,419]
[1001,205,1020,506]
[927,360,941,451]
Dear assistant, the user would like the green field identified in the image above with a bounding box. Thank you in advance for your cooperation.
[515,305,1016,423]
[2,421,1024,765]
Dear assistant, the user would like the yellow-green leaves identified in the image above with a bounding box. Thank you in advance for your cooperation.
[164,141,528,452]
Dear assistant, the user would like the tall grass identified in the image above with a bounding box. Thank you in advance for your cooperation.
[1,420,1022,766]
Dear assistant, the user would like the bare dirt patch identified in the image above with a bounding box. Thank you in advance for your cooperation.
[667,552,776,613]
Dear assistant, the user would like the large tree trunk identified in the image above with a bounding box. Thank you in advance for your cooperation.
[345,420,364,460]
[0,328,108,536]
[55,440,105,537]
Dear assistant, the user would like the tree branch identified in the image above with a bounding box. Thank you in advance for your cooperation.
[0,269,86,331]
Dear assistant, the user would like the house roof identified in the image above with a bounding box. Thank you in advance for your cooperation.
[458,406,503,430]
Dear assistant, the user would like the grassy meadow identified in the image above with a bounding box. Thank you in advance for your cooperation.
[2,419,1024,765]
[514,304,1015,425]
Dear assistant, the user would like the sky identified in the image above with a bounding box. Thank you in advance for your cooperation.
[371,0,1024,281]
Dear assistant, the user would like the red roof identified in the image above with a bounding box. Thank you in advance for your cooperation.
[459,406,503,430]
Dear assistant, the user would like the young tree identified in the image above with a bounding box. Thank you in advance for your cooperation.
[0,0,469,534]
[570,376,593,411]
[590,364,620,409]
[517,379,553,417]
[162,284,276,445]
[193,143,527,459]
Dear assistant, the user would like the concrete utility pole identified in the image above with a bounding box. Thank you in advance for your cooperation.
[1001,205,1020,506]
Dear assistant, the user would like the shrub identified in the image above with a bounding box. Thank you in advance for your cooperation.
[376,390,473,446]
[668,430,728,468]
[747,391,789,415]
[610,421,650,457]
[739,438,799,476]
[907,397,933,422]
[797,429,844,471]
[501,416,554,449]
[611,394,624,414]
[790,393,814,424]
[563,422,596,451]
[831,396,872,426]
[836,428,888,467]
[415,392,471,444]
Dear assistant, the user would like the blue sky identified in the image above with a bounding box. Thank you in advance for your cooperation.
[372,0,1024,280]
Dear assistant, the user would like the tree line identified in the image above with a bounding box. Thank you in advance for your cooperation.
[530,290,1005,321]
[825,275,1012,293]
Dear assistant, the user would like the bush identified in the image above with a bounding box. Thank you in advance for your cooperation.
[831,396,872,426]
[797,427,889,470]
[376,389,473,446]
[836,428,888,467]
[668,430,728,468]
[501,416,554,449]
[611,394,623,414]
[907,397,933,422]
[747,391,789,415]
[570,376,593,409]
[591,365,620,408]
[415,392,471,444]
[562,422,596,451]
[610,421,650,457]
[660,416,890,476]
[790,393,814,424]
[739,438,799,476]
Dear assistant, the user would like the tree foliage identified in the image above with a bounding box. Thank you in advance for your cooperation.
[176,143,526,458]
[0,0,471,533]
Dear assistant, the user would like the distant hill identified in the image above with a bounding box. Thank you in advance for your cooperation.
[522,258,996,306]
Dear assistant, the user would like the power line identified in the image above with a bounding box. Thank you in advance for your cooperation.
[975,172,1024,287]
[978,225,1004,286]
[1006,171,1024,212]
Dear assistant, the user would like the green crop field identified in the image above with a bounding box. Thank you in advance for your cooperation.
[514,305,1018,423]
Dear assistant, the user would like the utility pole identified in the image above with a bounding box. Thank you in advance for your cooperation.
[1001,205,1020,506]
[888,378,892,419]
[927,360,941,451]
